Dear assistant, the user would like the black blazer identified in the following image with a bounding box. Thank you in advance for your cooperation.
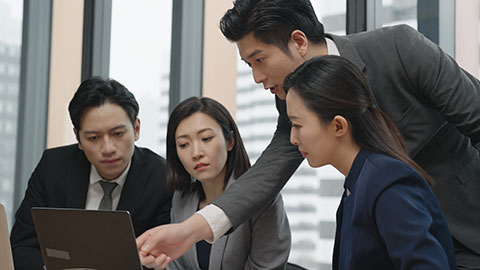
[10,144,172,270]
[213,25,480,255]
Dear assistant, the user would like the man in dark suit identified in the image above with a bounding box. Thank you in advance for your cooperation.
[11,77,172,270]
[137,0,480,268]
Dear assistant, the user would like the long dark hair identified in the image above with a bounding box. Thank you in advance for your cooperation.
[284,55,432,185]
[166,97,251,200]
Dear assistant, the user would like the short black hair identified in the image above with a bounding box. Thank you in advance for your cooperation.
[166,97,251,200]
[68,77,139,131]
[220,0,325,54]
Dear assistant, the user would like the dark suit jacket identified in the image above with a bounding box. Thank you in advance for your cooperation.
[10,144,172,270]
[333,150,456,270]
[213,25,480,255]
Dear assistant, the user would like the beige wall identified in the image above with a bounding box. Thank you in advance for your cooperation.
[47,0,84,148]
[455,0,480,78]
[202,0,238,118]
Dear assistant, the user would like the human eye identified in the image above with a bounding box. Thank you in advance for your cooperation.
[291,123,301,129]
[86,135,98,141]
[202,136,213,142]
[112,130,125,137]
[255,57,264,63]
[177,141,188,148]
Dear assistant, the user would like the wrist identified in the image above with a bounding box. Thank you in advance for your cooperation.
[182,213,213,243]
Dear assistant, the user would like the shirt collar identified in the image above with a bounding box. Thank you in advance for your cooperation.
[326,37,341,56]
[344,149,369,191]
[89,161,131,187]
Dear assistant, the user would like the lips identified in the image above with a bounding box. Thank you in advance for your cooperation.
[194,163,209,170]
[102,158,120,165]
[267,86,278,95]
[300,151,308,158]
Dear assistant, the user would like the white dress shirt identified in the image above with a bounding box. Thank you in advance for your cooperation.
[198,37,340,242]
[84,162,131,210]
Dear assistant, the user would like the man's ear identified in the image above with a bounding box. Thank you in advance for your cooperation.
[290,30,309,57]
[134,118,140,141]
[74,128,83,150]
[332,115,349,137]
[227,131,235,151]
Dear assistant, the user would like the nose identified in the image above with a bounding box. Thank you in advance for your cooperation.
[290,128,298,146]
[191,142,204,160]
[101,136,116,155]
[252,67,266,84]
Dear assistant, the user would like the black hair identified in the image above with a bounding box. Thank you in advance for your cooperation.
[220,0,325,54]
[166,97,251,200]
[284,55,433,185]
[68,77,139,133]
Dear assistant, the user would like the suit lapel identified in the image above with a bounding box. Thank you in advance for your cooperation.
[327,33,379,107]
[327,33,366,72]
[66,146,91,208]
[117,147,148,212]
[209,235,228,269]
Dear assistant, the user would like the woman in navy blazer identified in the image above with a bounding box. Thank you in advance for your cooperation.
[284,55,456,269]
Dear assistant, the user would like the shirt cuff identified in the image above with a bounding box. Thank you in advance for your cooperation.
[196,204,232,243]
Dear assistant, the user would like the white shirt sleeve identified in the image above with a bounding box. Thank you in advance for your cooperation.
[196,204,232,243]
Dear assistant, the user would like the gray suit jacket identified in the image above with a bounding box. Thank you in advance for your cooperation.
[213,25,480,254]
[168,178,291,270]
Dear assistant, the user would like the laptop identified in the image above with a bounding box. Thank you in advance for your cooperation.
[0,204,14,270]
[32,207,143,270]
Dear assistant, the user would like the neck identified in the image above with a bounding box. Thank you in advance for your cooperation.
[305,40,329,60]
[198,168,227,208]
[333,140,361,177]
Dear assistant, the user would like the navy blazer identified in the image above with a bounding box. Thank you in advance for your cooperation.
[333,150,456,270]
[10,144,172,270]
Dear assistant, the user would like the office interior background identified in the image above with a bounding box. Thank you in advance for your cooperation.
[0,0,479,268]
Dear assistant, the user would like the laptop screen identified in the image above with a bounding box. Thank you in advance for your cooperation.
[32,207,142,270]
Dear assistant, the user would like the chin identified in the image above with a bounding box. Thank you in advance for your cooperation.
[307,159,322,168]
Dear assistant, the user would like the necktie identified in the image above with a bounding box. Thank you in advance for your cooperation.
[98,181,118,210]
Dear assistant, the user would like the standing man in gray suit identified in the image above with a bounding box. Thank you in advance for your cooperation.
[137,0,480,268]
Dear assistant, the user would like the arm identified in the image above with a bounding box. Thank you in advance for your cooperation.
[397,25,480,145]
[375,178,454,269]
[244,194,291,270]
[213,98,303,228]
[10,152,47,270]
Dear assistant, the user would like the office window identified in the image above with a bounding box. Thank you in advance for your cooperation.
[235,1,345,269]
[382,0,417,29]
[109,0,172,157]
[0,0,23,227]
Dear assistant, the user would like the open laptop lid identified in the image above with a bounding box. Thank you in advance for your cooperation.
[0,204,14,270]
[32,207,142,270]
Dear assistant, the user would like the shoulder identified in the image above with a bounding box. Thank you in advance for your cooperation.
[132,146,166,171]
[362,152,420,186]
[347,24,419,48]
[42,144,84,162]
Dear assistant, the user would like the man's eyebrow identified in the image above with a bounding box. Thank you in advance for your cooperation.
[242,49,262,61]
[82,125,127,134]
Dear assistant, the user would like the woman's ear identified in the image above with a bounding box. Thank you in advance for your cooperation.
[290,30,309,57]
[332,115,349,137]
[227,131,235,151]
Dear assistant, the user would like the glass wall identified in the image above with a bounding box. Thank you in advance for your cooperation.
[235,1,346,269]
[382,0,417,29]
[0,0,23,228]
[109,0,172,157]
